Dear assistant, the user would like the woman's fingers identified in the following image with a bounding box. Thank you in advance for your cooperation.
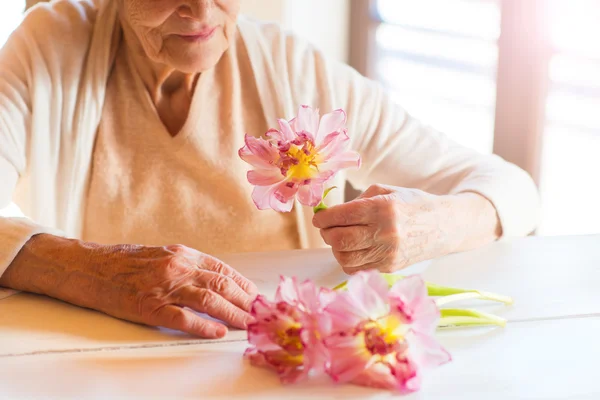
[333,248,383,270]
[312,198,373,229]
[150,305,228,339]
[197,254,259,296]
[177,285,253,330]
[194,270,255,312]
[320,225,375,251]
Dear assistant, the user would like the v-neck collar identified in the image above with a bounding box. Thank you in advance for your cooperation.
[124,43,214,148]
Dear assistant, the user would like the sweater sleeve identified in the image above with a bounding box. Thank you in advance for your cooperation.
[338,68,540,238]
[0,11,62,283]
[275,30,541,238]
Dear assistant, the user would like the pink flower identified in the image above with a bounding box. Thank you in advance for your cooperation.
[244,276,333,384]
[239,105,361,212]
[323,272,451,393]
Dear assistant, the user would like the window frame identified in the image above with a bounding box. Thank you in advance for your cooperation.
[350,0,550,185]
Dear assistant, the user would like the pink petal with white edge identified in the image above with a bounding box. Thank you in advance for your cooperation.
[350,362,402,391]
[406,330,452,369]
[247,169,285,186]
[325,291,371,330]
[239,135,279,169]
[251,182,296,212]
[392,356,422,393]
[265,128,287,144]
[247,329,281,352]
[389,275,440,333]
[321,151,361,173]
[297,182,325,207]
[296,279,322,311]
[245,349,307,384]
[317,130,350,160]
[311,169,336,184]
[316,109,347,144]
[250,295,276,319]
[324,332,373,383]
[278,119,296,142]
[275,276,300,304]
[295,105,319,141]
[346,270,390,321]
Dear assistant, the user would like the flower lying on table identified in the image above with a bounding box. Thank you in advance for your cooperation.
[244,271,513,393]
[239,105,360,213]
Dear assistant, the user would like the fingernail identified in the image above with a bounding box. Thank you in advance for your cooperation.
[244,314,255,329]
[215,326,228,338]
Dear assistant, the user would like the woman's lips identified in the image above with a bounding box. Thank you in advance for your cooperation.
[176,27,218,42]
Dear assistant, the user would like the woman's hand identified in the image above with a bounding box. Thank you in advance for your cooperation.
[313,184,501,274]
[1,236,258,338]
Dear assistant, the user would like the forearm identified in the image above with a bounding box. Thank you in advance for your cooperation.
[443,192,502,255]
[0,234,102,307]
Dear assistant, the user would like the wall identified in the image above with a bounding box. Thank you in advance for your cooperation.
[240,0,350,63]
[240,0,285,24]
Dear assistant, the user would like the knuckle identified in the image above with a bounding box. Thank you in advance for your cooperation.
[380,198,403,222]
[210,260,228,275]
[160,256,183,278]
[209,275,233,294]
[366,184,390,197]
[165,244,188,255]
[167,308,188,327]
[197,289,217,310]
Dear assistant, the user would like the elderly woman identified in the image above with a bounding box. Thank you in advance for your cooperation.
[0,0,539,338]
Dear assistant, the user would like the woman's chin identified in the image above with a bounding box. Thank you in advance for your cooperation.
[166,47,227,73]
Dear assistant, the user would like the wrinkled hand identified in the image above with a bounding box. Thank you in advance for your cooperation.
[87,244,258,338]
[313,184,500,274]
[3,237,258,339]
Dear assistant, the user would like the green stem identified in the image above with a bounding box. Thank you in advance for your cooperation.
[438,309,507,328]
[334,274,513,306]
[313,186,337,214]
[435,291,514,307]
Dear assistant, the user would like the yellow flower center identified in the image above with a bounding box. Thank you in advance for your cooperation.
[285,143,321,180]
[275,322,305,356]
[362,315,407,357]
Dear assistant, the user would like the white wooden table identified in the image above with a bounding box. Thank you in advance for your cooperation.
[1,235,599,399]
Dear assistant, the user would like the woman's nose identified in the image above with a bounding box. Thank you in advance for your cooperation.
[177,0,214,21]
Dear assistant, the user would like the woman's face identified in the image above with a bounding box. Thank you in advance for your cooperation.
[119,0,241,73]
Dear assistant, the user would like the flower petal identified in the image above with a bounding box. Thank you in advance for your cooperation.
[245,349,307,384]
[324,332,372,383]
[247,169,285,186]
[321,151,361,173]
[324,291,370,330]
[297,182,325,207]
[247,328,281,352]
[346,270,390,321]
[278,119,296,142]
[295,105,319,141]
[406,330,452,369]
[296,279,321,311]
[251,182,296,212]
[350,362,402,391]
[311,169,336,184]
[250,295,276,319]
[316,109,347,144]
[239,134,279,169]
[389,275,440,333]
[275,276,300,304]
[317,130,350,160]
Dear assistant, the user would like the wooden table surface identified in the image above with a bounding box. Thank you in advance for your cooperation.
[1,235,599,399]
